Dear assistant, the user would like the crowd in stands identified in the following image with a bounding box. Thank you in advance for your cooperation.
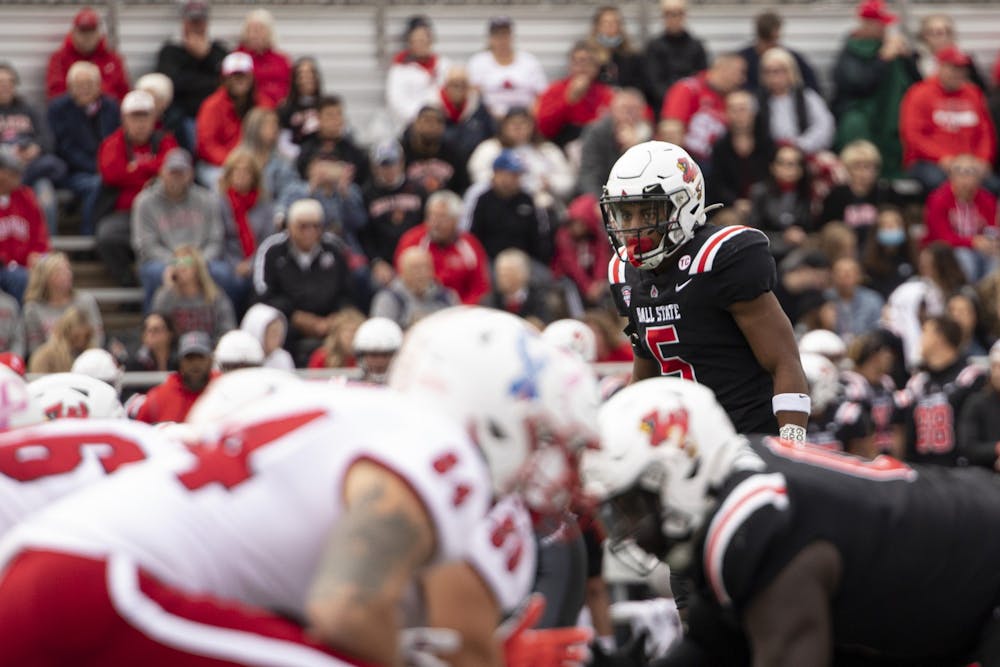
[0,0,999,460]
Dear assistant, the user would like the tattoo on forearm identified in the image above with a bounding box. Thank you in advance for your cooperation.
[310,481,429,606]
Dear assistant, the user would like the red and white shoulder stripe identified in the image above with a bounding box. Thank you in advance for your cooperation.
[703,472,789,607]
[688,226,763,275]
[607,247,628,285]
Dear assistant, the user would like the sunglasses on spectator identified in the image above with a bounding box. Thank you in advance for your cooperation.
[172,256,195,267]
[663,10,685,17]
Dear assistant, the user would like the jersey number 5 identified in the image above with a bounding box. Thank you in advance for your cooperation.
[645,325,696,381]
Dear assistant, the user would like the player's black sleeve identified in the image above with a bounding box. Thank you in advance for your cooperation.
[957,389,1000,469]
[707,232,777,308]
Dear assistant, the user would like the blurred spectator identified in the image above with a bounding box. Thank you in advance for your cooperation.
[831,0,919,177]
[827,255,884,341]
[844,330,904,458]
[885,242,966,368]
[818,221,860,264]
[219,148,275,300]
[46,7,129,102]
[239,107,297,201]
[195,52,258,189]
[774,249,832,326]
[551,193,611,309]
[240,303,294,371]
[578,88,652,197]
[151,246,235,341]
[27,306,93,374]
[900,47,996,194]
[214,330,263,372]
[469,150,549,263]
[861,205,918,298]
[278,57,323,153]
[125,312,176,372]
[957,340,1000,470]
[295,96,369,186]
[234,9,291,109]
[94,90,177,287]
[923,155,998,282]
[710,90,774,216]
[0,63,64,235]
[0,289,24,358]
[134,330,216,424]
[480,248,551,327]
[587,6,647,94]
[156,0,228,150]
[738,11,820,94]
[466,107,574,209]
[915,14,988,91]
[278,155,367,253]
[361,140,426,288]
[252,199,354,364]
[979,271,1000,343]
[395,190,491,305]
[136,73,190,155]
[47,62,119,235]
[747,144,815,260]
[582,308,633,362]
[948,289,989,357]
[386,16,451,131]
[897,315,984,465]
[351,317,403,384]
[131,148,232,311]
[467,17,547,119]
[0,152,49,303]
[536,41,614,147]
[305,307,363,369]
[757,48,834,157]
[370,246,457,329]
[644,0,708,112]
[432,66,495,164]
[22,252,102,357]
[660,54,746,165]
[820,140,896,248]
[402,105,469,195]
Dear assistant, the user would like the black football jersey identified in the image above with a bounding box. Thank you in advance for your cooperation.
[805,398,873,452]
[691,435,1000,663]
[843,370,900,455]
[610,224,778,433]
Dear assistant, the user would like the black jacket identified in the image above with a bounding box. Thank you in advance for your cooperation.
[253,232,353,319]
[360,177,426,264]
[296,133,370,187]
[738,43,821,94]
[957,386,1000,469]
[470,188,548,262]
[709,132,775,207]
[156,39,229,118]
[643,31,708,112]
[46,93,120,175]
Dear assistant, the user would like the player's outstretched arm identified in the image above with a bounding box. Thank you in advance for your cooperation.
[729,292,809,429]
[743,541,841,667]
[422,561,505,667]
[306,460,437,666]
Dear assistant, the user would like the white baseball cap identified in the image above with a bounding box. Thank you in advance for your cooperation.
[121,90,155,115]
[221,52,254,76]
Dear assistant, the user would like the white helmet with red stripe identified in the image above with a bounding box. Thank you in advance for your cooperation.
[601,141,709,271]
[581,377,756,567]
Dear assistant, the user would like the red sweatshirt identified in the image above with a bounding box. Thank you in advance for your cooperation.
[551,194,610,300]
[923,182,997,249]
[235,45,292,109]
[134,371,218,424]
[196,87,256,166]
[46,35,129,101]
[0,186,49,267]
[661,71,727,160]
[394,224,491,305]
[98,129,178,211]
[899,77,996,167]
[535,78,614,142]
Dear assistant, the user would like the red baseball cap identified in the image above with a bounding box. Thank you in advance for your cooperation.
[936,45,972,67]
[0,353,26,377]
[857,0,896,25]
[73,7,100,31]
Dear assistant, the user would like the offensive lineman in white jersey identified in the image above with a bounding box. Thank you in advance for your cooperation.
[0,307,600,667]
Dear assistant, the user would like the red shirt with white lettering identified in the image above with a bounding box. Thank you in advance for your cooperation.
[923,182,997,249]
[661,71,727,161]
[0,186,49,267]
[899,77,996,167]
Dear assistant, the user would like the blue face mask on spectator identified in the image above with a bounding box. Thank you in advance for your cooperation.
[877,228,906,247]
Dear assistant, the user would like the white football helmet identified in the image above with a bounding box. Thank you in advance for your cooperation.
[353,317,404,384]
[27,373,125,420]
[582,377,756,567]
[542,319,597,363]
[0,365,42,430]
[71,348,123,394]
[799,329,847,363]
[214,330,265,371]
[389,306,600,514]
[601,141,709,270]
[186,367,303,426]
[800,351,841,415]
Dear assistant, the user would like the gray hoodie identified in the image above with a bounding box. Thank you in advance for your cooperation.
[241,303,295,370]
[131,179,224,265]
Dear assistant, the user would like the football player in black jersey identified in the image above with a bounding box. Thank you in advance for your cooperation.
[601,141,808,437]
[584,377,1000,666]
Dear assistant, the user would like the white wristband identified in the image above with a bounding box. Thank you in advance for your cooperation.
[772,393,811,415]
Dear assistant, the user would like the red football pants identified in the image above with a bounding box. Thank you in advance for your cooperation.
[0,548,377,667]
